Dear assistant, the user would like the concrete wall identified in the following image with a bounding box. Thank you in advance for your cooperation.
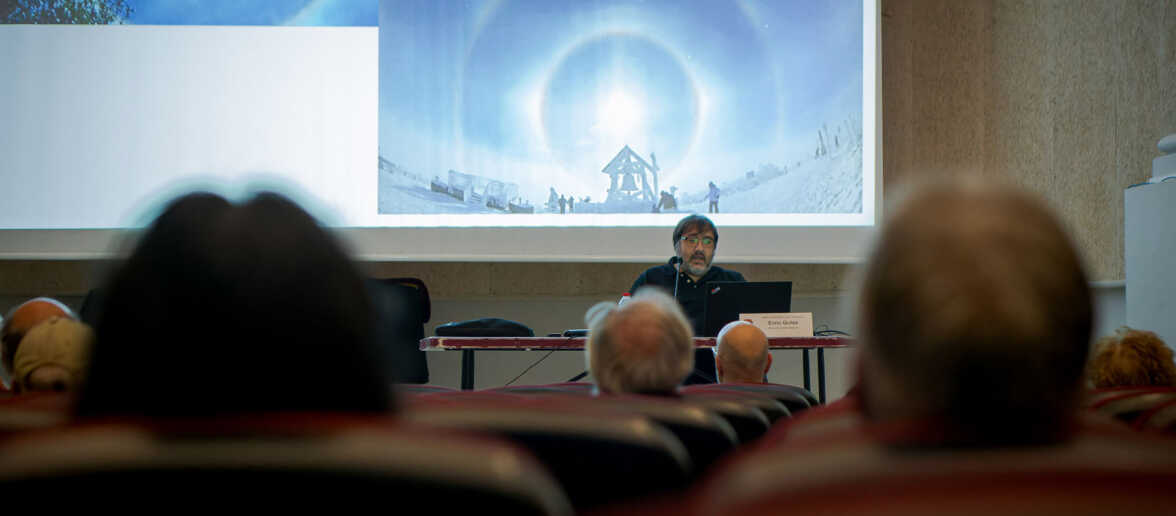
[882,0,1176,281]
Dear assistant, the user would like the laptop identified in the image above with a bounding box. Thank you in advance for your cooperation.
[702,281,793,337]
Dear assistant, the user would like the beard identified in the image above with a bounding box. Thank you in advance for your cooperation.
[684,252,711,277]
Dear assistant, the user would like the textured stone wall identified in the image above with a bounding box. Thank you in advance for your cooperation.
[884,0,1176,280]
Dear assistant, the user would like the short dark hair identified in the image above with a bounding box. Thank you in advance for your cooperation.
[672,214,718,246]
[860,181,1091,445]
[78,192,391,418]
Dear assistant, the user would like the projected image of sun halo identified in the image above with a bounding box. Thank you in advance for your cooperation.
[378,0,864,218]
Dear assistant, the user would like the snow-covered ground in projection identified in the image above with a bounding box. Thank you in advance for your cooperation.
[677,144,862,214]
[377,135,861,215]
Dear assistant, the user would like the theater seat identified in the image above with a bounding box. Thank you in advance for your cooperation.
[567,395,739,475]
[0,416,571,513]
[405,399,691,510]
[682,383,815,413]
[1136,398,1176,433]
[0,391,71,436]
[680,397,771,444]
[1085,386,1176,408]
[1088,388,1176,424]
[681,391,791,424]
[700,423,1176,516]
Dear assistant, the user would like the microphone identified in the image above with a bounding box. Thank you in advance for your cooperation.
[670,256,683,300]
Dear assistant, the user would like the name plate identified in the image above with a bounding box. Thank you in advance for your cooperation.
[739,312,814,337]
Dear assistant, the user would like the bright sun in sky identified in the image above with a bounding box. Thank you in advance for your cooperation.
[595,90,644,136]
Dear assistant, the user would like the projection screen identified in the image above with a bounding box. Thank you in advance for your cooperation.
[0,0,879,263]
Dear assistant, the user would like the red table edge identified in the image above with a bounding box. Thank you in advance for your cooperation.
[420,336,854,351]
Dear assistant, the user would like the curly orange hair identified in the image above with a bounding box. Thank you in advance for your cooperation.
[1088,327,1176,388]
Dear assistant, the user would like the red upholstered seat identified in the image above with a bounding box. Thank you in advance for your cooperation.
[698,420,1176,516]
[1135,398,1176,434]
[1085,386,1176,407]
[558,394,740,474]
[0,391,72,435]
[1087,387,1176,425]
[680,390,791,424]
[0,415,571,513]
[404,396,692,510]
[682,383,815,414]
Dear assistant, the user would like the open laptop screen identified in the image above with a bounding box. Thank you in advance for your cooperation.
[702,281,793,337]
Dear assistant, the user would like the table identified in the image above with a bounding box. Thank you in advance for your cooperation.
[420,336,854,404]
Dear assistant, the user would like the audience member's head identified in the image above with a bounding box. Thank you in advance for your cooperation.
[1,297,75,388]
[12,317,93,393]
[857,180,1093,446]
[714,321,772,383]
[76,191,391,418]
[1087,327,1176,389]
[585,288,694,395]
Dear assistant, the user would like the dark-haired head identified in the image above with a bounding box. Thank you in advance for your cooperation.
[858,180,1092,446]
[77,192,391,418]
[672,214,718,247]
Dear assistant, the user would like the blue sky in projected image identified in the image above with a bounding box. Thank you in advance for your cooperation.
[123,0,375,26]
[379,0,863,203]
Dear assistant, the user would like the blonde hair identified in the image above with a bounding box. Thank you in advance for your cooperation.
[1088,327,1176,388]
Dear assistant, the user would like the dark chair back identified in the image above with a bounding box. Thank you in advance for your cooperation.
[575,395,739,475]
[1089,388,1176,425]
[406,399,691,510]
[0,417,571,513]
[0,391,71,436]
[1138,398,1176,433]
[682,397,770,444]
[79,287,107,326]
[367,278,431,383]
[684,383,816,413]
[682,391,791,424]
[702,424,1176,516]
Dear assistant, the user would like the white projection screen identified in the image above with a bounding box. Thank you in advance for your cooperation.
[0,1,879,263]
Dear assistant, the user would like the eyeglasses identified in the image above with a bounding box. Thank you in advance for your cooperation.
[680,235,715,247]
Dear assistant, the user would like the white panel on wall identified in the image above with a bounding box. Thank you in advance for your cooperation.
[1125,179,1176,347]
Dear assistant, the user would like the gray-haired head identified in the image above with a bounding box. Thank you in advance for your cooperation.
[584,288,694,395]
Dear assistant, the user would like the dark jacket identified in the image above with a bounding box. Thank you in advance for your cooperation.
[629,258,746,336]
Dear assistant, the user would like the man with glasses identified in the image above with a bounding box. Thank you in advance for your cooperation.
[629,214,746,383]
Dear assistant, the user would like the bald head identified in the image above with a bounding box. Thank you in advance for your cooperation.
[715,321,771,383]
[1,297,75,388]
[585,288,694,395]
[13,317,93,393]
